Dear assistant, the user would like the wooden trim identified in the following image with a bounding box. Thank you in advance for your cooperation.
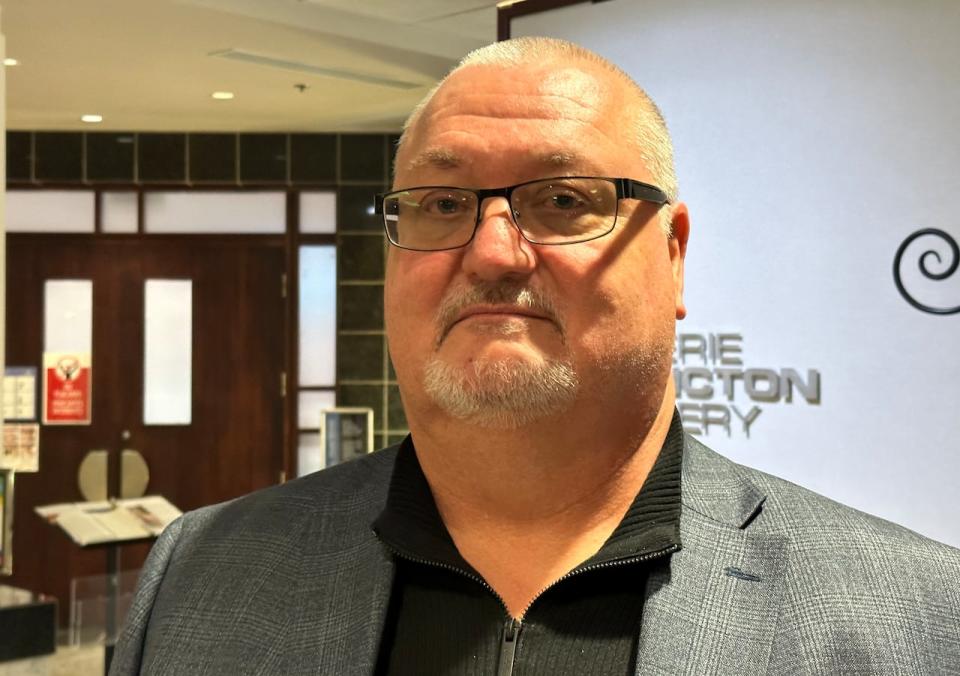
[29,132,37,183]
[296,233,337,245]
[94,190,103,234]
[497,0,591,40]
[284,190,300,479]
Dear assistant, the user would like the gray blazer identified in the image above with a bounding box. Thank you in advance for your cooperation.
[111,436,960,675]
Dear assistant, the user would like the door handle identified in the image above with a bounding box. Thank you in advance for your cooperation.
[120,450,149,499]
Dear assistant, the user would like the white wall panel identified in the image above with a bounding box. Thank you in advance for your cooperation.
[143,280,192,425]
[515,0,960,546]
[7,191,95,232]
[297,432,322,477]
[298,246,337,386]
[101,192,138,233]
[144,191,285,233]
[299,192,337,233]
[44,281,93,354]
[298,389,337,430]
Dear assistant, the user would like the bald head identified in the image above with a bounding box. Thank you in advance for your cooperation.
[397,37,678,222]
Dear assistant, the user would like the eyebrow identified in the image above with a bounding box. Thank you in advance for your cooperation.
[407,147,463,172]
[406,148,587,174]
[542,151,583,168]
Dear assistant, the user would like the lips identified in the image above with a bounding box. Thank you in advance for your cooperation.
[452,305,550,327]
[433,283,563,348]
[437,305,555,346]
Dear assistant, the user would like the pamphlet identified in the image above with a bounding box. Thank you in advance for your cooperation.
[35,496,181,546]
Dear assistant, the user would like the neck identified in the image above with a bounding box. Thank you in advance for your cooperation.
[412,384,675,525]
[406,380,677,617]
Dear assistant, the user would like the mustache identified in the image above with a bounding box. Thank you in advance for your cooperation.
[434,282,564,347]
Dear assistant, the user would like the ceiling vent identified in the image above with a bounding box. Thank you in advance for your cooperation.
[209,49,425,90]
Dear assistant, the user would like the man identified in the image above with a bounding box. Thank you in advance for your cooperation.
[112,38,960,675]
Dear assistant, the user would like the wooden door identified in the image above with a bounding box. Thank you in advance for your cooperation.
[5,235,286,624]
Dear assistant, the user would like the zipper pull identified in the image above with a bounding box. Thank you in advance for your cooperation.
[497,618,521,676]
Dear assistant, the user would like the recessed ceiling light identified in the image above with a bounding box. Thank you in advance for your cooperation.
[81,114,103,123]
[211,91,234,100]
[3,58,18,66]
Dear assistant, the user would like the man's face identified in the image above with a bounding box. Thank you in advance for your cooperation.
[385,60,687,428]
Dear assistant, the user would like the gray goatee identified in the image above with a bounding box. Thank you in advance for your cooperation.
[423,281,579,429]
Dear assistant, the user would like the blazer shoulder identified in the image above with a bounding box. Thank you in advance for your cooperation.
[113,446,402,675]
[170,444,401,546]
[684,434,960,568]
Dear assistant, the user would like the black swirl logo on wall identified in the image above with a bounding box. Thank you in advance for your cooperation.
[893,229,960,315]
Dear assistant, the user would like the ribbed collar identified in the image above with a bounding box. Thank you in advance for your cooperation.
[372,409,684,574]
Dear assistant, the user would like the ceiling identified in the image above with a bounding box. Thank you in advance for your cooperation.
[1,0,511,132]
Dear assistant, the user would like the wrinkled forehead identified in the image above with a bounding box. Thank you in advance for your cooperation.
[398,61,639,179]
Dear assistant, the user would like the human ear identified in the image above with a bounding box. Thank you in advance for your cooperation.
[667,202,690,320]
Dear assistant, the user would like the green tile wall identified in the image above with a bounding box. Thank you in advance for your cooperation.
[336,134,407,449]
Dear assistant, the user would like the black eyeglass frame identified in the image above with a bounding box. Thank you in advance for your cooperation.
[375,176,671,252]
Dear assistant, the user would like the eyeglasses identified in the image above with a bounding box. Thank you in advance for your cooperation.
[375,176,670,252]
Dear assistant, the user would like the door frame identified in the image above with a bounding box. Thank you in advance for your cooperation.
[7,182,339,480]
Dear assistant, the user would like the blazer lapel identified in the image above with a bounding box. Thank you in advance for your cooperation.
[635,437,789,675]
[279,520,395,675]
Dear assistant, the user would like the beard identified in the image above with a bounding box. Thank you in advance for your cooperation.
[419,280,675,430]
[422,281,580,429]
[423,352,580,429]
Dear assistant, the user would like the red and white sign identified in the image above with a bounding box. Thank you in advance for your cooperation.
[43,353,92,425]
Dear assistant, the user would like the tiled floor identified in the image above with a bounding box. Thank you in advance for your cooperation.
[0,644,103,676]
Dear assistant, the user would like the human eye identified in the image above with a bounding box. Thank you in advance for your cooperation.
[420,190,471,218]
[532,181,592,214]
[548,191,587,211]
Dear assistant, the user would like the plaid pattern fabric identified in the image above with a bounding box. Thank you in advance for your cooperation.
[111,435,960,675]
[639,435,960,674]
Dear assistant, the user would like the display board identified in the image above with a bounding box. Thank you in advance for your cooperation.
[510,0,960,547]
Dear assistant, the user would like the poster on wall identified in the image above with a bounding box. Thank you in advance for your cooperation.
[42,353,92,425]
[3,367,38,421]
[1,424,40,472]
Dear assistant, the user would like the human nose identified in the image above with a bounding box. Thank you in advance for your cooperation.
[460,196,536,281]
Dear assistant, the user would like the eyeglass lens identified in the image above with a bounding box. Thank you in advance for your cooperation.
[382,178,619,251]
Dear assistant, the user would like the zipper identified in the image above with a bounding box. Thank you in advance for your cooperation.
[379,540,680,675]
[497,618,521,676]
[380,542,523,675]
[378,542,513,611]
[516,543,681,618]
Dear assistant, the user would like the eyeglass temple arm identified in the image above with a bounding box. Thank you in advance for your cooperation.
[618,179,671,205]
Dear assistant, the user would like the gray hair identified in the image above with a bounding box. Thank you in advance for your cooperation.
[397,37,678,234]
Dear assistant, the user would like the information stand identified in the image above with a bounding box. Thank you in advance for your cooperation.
[37,496,181,674]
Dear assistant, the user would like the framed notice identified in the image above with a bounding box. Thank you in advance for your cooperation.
[1,423,40,472]
[42,352,92,425]
[0,471,15,575]
[3,367,38,421]
[320,408,374,468]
